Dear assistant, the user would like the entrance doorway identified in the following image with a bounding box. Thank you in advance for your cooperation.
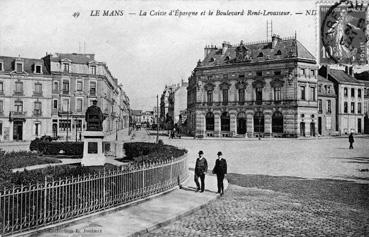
[237,112,246,135]
[358,118,362,133]
[310,122,316,136]
[13,121,23,141]
[300,122,305,136]
[272,111,283,133]
[318,117,322,135]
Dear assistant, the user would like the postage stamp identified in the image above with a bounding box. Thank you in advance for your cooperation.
[319,0,368,65]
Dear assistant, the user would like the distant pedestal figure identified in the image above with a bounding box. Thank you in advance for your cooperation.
[81,100,106,166]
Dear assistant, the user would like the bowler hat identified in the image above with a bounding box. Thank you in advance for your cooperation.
[217,151,222,156]
[198,150,204,155]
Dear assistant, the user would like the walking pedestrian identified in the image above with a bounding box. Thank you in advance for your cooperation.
[212,151,227,196]
[194,150,208,192]
[349,132,354,149]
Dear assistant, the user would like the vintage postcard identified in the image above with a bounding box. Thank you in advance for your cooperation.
[0,0,368,236]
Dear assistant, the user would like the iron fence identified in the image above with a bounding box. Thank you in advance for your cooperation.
[0,155,188,236]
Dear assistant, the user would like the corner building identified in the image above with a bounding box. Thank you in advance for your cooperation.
[187,35,318,137]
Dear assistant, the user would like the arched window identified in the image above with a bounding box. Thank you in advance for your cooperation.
[209,57,215,62]
[254,111,264,133]
[272,111,283,133]
[221,112,230,131]
[257,52,264,57]
[237,112,247,134]
[275,50,282,55]
[206,112,214,131]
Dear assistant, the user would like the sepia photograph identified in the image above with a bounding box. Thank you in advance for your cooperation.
[0,0,368,236]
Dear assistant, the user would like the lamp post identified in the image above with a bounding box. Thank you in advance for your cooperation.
[66,101,69,142]
[156,94,159,143]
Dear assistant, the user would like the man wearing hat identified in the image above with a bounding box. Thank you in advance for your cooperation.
[194,150,208,192]
[212,151,227,195]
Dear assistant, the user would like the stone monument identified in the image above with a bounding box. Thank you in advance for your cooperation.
[81,100,106,166]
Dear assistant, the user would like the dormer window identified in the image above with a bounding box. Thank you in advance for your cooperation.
[275,50,282,55]
[224,56,230,62]
[257,52,263,57]
[16,62,23,73]
[90,65,96,75]
[34,64,42,74]
[63,63,70,73]
[209,57,215,62]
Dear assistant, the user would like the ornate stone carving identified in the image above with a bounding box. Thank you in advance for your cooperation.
[235,80,248,89]
[252,79,266,88]
[270,78,285,88]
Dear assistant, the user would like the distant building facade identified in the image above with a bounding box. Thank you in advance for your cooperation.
[187,34,318,137]
[317,75,337,136]
[0,56,52,141]
[0,53,129,141]
[319,66,365,135]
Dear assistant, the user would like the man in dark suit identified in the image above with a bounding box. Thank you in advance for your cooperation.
[194,150,208,192]
[212,151,227,195]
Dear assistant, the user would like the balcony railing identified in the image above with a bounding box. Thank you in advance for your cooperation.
[33,91,43,96]
[9,111,27,121]
[198,100,298,107]
[13,91,24,96]
[33,110,42,117]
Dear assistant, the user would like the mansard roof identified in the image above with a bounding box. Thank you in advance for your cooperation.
[0,56,49,74]
[199,36,315,67]
[329,69,364,85]
[50,53,95,64]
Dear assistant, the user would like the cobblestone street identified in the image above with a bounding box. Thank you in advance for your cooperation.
[145,175,369,236]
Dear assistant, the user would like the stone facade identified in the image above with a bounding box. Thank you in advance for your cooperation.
[317,75,337,136]
[187,35,318,138]
[0,53,129,142]
[0,56,52,141]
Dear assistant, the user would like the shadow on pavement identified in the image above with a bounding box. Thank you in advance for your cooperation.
[329,156,369,164]
[227,173,369,210]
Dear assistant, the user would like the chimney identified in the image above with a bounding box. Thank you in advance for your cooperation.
[222,41,231,55]
[271,34,281,49]
[345,66,353,76]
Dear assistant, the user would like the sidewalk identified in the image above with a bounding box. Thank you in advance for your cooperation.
[28,171,228,237]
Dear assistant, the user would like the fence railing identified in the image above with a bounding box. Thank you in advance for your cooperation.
[0,155,188,236]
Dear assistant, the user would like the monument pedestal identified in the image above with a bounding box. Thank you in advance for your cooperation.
[81,131,106,166]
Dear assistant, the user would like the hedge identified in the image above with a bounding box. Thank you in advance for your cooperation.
[39,142,84,157]
[123,142,187,163]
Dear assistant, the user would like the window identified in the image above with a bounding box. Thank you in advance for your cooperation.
[257,52,263,57]
[351,88,355,97]
[274,87,281,101]
[90,81,96,95]
[15,81,23,94]
[0,123,2,135]
[318,99,322,113]
[76,119,82,131]
[53,99,58,109]
[53,82,59,92]
[59,119,71,131]
[63,63,70,72]
[34,83,42,95]
[90,66,96,75]
[15,101,23,112]
[0,100,3,113]
[76,81,83,91]
[310,87,316,101]
[351,102,355,113]
[0,82,3,94]
[207,90,213,104]
[62,99,69,112]
[358,102,362,113]
[256,87,263,103]
[62,80,69,94]
[344,102,348,113]
[358,89,362,98]
[300,86,306,100]
[311,70,315,77]
[318,85,322,93]
[327,100,331,113]
[35,65,42,74]
[344,87,348,96]
[0,62,3,71]
[222,89,228,104]
[34,101,41,116]
[274,71,281,76]
[16,63,23,73]
[238,89,245,103]
[238,74,245,79]
[76,98,83,112]
[276,50,282,55]
[301,68,306,75]
[256,71,262,77]
[327,86,332,94]
[34,122,40,136]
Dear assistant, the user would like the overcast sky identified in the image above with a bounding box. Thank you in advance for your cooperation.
[0,0,317,110]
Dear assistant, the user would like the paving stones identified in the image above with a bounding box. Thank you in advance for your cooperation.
[144,175,369,237]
